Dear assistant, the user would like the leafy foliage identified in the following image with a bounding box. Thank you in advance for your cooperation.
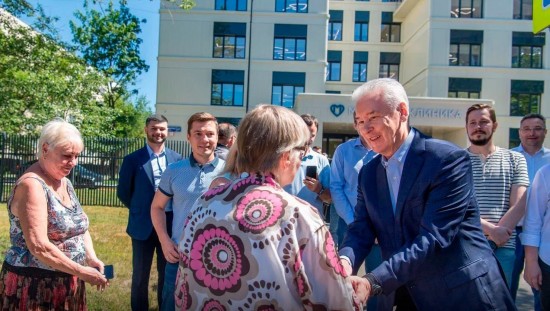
[70,0,149,109]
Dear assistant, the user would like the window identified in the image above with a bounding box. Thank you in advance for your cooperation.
[272,72,305,108]
[326,90,341,94]
[512,32,544,69]
[355,11,369,42]
[449,30,483,66]
[213,22,246,59]
[510,80,544,116]
[379,52,400,81]
[450,0,483,18]
[275,0,308,13]
[380,12,400,42]
[353,51,368,82]
[513,0,532,19]
[211,70,244,106]
[448,78,481,98]
[328,10,343,41]
[509,128,520,149]
[273,24,307,61]
[215,0,247,10]
[326,51,341,81]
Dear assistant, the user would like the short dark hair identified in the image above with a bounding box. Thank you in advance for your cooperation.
[218,123,237,139]
[466,103,496,123]
[187,112,217,133]
[146,114,168,126]
[520,113,546,127]
[300,114,319,128]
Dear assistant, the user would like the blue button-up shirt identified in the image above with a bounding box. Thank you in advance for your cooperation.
[381,128,415,212]
[330,137,377,224]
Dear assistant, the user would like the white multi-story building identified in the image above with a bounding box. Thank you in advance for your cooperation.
[157,0,549,156]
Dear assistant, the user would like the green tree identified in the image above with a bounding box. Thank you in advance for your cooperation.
[70,0,149,109]
[0,10,115,136]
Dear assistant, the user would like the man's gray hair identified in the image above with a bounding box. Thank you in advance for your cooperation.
[351,78,409,111]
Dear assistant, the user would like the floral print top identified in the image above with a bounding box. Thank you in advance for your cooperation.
[4,177,89,270]
[175,173,360,311]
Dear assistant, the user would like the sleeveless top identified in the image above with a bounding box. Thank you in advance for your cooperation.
[4,176,89,270]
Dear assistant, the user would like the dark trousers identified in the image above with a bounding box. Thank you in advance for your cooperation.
[541,258,550,311]
[394,286,417,311]
[130,212,172,311]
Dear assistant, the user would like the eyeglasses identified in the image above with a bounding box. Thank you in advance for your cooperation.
[520,127,545,133]
[293,145,308,159]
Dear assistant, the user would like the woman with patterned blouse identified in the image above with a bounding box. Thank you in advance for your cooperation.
[174,105,362,310]
[0,119,108,310]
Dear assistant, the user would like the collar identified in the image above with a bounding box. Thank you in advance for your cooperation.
[516,144,547,156]
[146,144,165,158]
[353,137,371,151]
[189,153,219,168]
[381,128,415,168]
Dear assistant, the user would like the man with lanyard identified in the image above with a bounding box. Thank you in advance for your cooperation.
[151,112,225,311]
[284,114,331,218]
[511,113,550,310]
[117,114,182,311]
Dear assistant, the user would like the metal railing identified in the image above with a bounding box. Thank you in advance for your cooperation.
[0,133,190,206]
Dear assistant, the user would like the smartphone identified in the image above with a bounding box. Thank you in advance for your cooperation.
[305,166,317,179]
[104,265,114,279]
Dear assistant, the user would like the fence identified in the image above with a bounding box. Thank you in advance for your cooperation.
[0,133,190,206]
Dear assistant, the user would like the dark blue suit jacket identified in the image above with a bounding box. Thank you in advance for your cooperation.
[117,146,182,240]
[340,130,515,310]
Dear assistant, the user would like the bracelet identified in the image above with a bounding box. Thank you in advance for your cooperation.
[317,186,325,196]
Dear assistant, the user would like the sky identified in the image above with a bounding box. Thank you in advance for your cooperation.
[21,0,161,111]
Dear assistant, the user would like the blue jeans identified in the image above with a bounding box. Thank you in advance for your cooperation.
[495,247,515,289]
[161,262,178,311]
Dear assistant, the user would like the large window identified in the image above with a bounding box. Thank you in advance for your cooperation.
[215,0,247,11]
[326,51,341,81]
[353,51,368,82]
[273,24,307,61]
[512,32,544,69]
[275,0,308,13]
[448,78,481,98]
[380,12,400,42]
[354,11,369,42]
[513,0,532,19]
[211,70,244,106]
[449,30,483,66]
[272,72,305,108]
[328,10,343,41]
[379,52,400,81]
[450,0,483,18]
[213,22,246,59]
[509,128,520,149]
[510,80,544,116]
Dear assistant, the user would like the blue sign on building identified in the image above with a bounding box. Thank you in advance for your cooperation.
[545,0,550,9]
[168,126,182,132]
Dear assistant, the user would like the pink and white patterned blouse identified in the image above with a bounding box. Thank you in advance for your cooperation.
[175,173,360,311]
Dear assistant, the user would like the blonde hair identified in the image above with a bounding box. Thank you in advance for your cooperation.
[37,118,83,158]
[224,105,309,174]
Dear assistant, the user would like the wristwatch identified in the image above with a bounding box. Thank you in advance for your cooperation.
[364,273,383,296]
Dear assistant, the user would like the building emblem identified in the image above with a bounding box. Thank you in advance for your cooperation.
[330,104,345,117]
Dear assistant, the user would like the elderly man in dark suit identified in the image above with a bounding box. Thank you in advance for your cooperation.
[117,114,182,311]
[339,78,515,310]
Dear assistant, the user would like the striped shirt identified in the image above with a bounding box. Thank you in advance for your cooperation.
[468,147,529,249]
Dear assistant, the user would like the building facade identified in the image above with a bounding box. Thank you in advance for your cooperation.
[157,0,549,157]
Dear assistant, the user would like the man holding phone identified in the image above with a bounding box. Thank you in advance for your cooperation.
[284,114,332,217]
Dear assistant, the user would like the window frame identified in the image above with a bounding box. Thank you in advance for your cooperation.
[213,35,246,59]
[380,22,401,42]
[271,85,305,108]
[215,0,247,11]
[513,0,532,20]
[275,0,308,13]
[354,22,369,42]
[450,0,483,18]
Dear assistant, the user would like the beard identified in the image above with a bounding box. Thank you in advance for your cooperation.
[147,135,166,145]
[468,131,493,146]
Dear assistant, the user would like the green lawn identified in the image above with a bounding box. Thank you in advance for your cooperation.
[0,204,160,311]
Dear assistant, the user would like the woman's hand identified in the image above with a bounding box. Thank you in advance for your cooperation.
[79,265,109,290]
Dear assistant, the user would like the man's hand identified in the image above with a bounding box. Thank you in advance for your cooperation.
[160,238,180,263]
[488,225,512,246]
[349,276,371,305]
[303,176,322,193]
[524,259,543,290]
[341,257,353,276]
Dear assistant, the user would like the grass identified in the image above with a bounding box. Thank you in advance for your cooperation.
[0,204,160,311]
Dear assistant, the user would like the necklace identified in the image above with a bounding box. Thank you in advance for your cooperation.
[38,163,66,202]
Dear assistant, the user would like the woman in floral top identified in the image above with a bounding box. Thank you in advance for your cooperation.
[0,119,108,310]
[174,105,362,310]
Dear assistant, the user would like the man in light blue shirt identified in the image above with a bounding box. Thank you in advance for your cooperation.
[511,113,550,310]
[284,114,332,216]
[151,112,225,311]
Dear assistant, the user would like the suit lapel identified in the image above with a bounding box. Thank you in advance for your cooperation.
[394,131,426,219]
[139,147,155,187]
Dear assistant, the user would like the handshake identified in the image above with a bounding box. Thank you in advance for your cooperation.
[342,259,380,306]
